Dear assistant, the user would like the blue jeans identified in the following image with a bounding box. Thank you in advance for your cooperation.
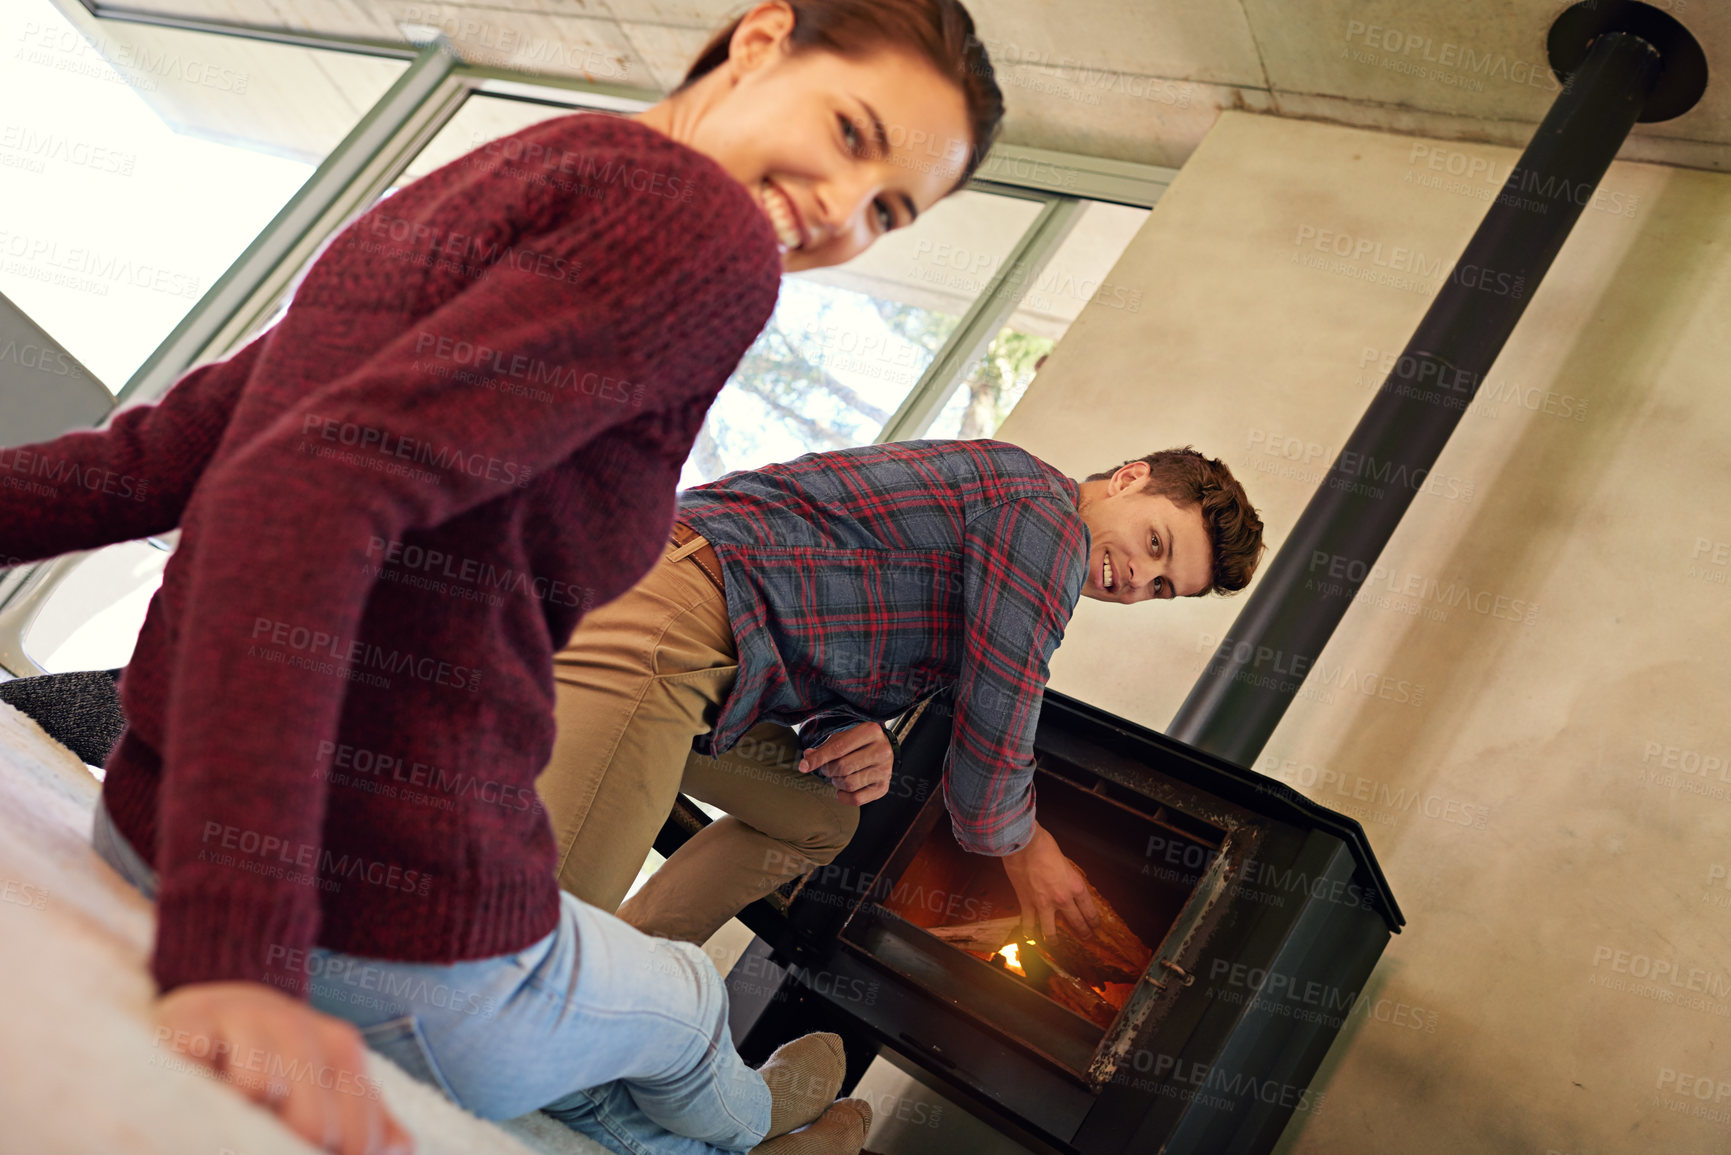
[92,799,771,1155]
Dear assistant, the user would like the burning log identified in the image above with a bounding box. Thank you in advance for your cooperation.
[928,879,1153,1027]
[1027,941,1119,1027]
[930,884,1152,986]
[927,916,1022,954]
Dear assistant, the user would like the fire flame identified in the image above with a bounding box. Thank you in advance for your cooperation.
[996,941,1027,977]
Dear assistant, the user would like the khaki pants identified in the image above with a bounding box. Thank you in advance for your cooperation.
[537,532,860,944]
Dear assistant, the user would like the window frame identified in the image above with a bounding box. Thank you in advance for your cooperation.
[0,5,1177,672]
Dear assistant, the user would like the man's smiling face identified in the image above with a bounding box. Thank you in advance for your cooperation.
[1077,461,1214,603]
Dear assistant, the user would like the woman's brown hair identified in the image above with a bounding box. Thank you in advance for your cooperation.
[679,0,1005,189]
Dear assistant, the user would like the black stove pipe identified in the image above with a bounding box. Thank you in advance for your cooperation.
[1169,6,1704,766]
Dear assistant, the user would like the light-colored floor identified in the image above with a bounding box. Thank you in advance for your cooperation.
[697,918,1036,1155]
[851,1062,1035,1155]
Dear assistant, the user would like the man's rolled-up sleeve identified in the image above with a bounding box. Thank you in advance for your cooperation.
[797,705,881,751]
[941,498,1088,856]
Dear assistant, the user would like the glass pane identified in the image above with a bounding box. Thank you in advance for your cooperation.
[680,189,1046,486]
[5,0,406,673]
[680,278,960,486]
[26,539,170,674]
[0,0,408,392]
[924,200,1149,441]
[922,326,1056,442]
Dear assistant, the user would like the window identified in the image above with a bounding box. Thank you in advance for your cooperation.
[0,0,409,393]
[0,0,408,673]
[21,539,169,675]
[682,188,1046,485]
[2,60,1160,679]
[924,200,1149,441]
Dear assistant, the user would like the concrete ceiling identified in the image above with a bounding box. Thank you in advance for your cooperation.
[61,0,1731,173]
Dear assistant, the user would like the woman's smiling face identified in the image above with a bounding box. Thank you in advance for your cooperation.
[647,1,974,271]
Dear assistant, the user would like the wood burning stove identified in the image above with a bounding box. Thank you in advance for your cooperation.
[649,9,1709,1151]
[658,690,1401,1154]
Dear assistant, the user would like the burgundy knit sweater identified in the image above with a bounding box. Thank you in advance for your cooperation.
[0,113,781,994]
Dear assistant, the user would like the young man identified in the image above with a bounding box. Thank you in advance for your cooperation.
[540,439,1264,946]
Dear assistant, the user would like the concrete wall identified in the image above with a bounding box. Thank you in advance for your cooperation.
[990,109,1731,1154]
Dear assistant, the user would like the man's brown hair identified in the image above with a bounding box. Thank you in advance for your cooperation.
[1087,448,1265,595]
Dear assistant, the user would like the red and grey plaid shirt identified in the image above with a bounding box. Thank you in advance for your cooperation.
[676,439,1089,856]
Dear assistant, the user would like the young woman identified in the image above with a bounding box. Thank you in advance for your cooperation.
[0,2,1003,1153]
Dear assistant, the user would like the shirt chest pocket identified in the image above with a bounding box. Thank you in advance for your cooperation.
[767,547,960,696]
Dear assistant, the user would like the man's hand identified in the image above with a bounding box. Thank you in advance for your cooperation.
[154,981,413,1155]
[1000,823,1101,942]
[798,722,894,806]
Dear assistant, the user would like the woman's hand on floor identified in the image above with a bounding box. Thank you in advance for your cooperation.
[798,722,894,806]
[154,981,414,1155]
